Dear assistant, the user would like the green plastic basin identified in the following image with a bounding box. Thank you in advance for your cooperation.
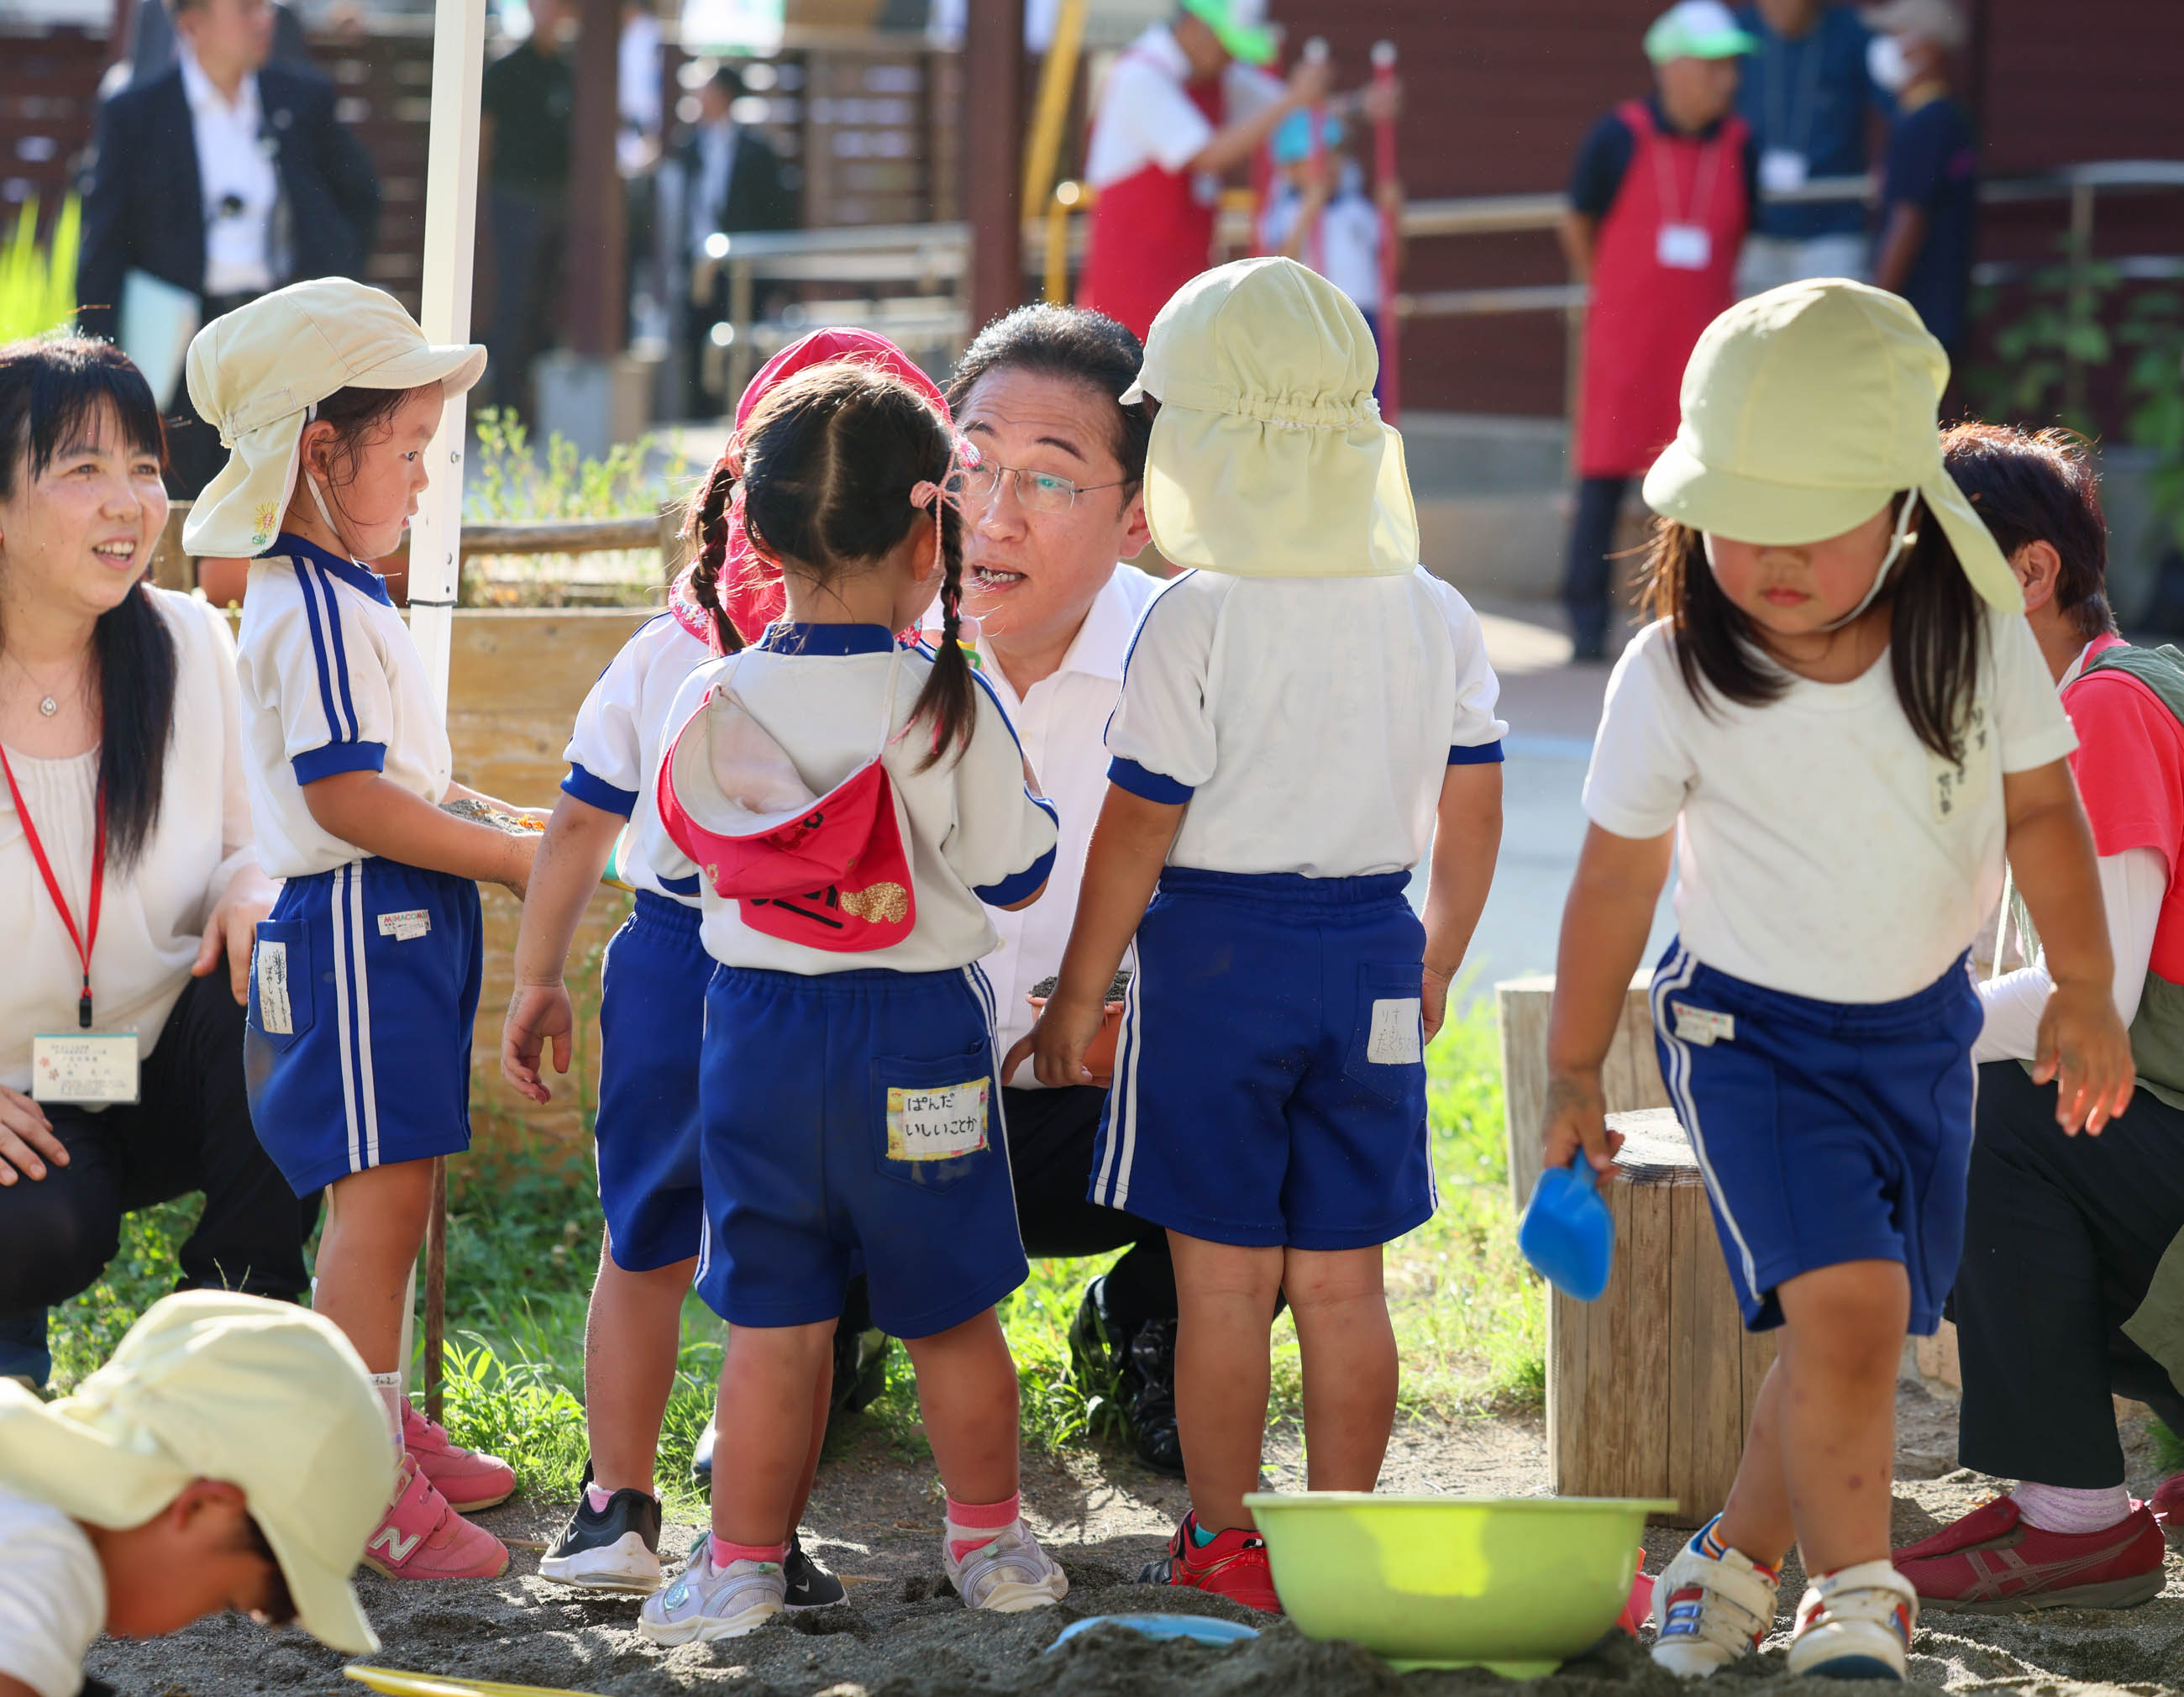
[1242,1492,1675,1677]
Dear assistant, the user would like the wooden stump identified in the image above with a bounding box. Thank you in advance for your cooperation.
[1548,1107,1777,1527]
[1498,972,1671,1207]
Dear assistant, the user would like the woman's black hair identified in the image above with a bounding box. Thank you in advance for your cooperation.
[1940,422,2113,642]
[946,304,1151,493]
[297,384,427,546]
[1638,495,1985,765]
[0,337,178,872]
[701,361,974,765]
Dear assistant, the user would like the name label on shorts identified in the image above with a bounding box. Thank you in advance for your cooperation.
[31,1032,140,1105]
[885,1077,990,1162]
[1366,997,1423,1064]
[1672,1002,1735,1047]
[256,939,293,1034]
[377,909,432,942]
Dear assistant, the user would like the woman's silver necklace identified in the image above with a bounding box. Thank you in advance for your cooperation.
[4,649,73,717]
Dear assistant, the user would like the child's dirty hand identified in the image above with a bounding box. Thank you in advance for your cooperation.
[2034,977,2136,1134]
[1008,993,1107,1089]
[502,981,575,1104]
[1540,1068,1620,1175]
[1422,964,1454,1044]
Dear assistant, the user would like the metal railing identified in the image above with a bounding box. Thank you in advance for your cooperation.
[690,160,2184,398]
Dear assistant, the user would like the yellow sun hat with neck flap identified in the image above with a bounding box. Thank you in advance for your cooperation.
[1121,256,1419,579]
[1642,277,2022,613]
[181,277,486,559]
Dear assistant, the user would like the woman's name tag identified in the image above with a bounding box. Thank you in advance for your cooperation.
[31,1033,140,1105]
[1656,223,1714,271]
[885,1077,990,1162]
[1759,147,1809,195]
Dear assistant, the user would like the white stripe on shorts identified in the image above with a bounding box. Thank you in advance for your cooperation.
[349,861,381,1167]
[330,866,361,1174]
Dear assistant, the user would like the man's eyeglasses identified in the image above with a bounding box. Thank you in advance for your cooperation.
[953,460,1130,516]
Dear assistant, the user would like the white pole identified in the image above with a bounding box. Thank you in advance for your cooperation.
[399,0,488,1400]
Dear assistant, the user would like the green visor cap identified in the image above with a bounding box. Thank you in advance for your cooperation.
[1642,278,2023,613]
[1644,0,1761,61]
[1179,0,1278,66]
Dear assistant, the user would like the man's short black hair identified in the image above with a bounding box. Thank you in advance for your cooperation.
[1941,422,2115,642]
[710,63,748,101]
[947,305,1151,492]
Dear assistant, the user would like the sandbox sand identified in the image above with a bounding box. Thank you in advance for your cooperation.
[87,1384,2184,1697]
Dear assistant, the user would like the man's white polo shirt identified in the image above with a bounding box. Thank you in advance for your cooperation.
[973,563,1163,1085]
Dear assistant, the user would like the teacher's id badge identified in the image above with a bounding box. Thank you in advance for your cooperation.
[31,1032,140,1105]
[1759,147,1810,195]
[885,1076,990,1163]
[1656,223,1714,271]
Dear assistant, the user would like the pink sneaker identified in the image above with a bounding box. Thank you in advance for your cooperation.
[403,1402,517,1512]
[363,1456,511,1580]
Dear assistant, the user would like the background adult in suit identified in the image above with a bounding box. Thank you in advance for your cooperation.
[678,63,795,415]
[75,0,381,500]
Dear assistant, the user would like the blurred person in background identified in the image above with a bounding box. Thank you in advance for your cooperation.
[1079,0,1363,341]
[1866,0,1977,361]
[677,63,795,414]
[480,0,575,419]
[1257,111,1403,405]
[1732,0,1890,295]
[76,0,380,498]
[1558,1,1756,661]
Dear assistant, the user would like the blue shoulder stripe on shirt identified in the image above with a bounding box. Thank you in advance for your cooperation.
[975,842,1056,907]
[1448,739,1506,765]
[309,563,365,749]
[291,560,352,745]
[562,762,639,817]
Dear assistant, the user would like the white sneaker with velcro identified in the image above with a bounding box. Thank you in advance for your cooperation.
[1649,1524,1781,1678]
[1787,1559,1918,1680]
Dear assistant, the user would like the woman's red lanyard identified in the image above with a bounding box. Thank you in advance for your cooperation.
[0,747,103,1028]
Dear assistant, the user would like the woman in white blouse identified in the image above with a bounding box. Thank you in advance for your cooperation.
[0,339,307,1389]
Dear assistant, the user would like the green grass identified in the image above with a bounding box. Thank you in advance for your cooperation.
[46,1001,1541,1501]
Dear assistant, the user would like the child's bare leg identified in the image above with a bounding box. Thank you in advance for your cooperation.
[713,1321,832,1548]
[1712,1358,1796,1566]
[312,1160,435,1372]
[1285,1244,1397,1491]
[901,1307,1020,1505]
[585,1238,697,1495]
[1736,1260,1908,1575]
[1168,1230,1284,1532]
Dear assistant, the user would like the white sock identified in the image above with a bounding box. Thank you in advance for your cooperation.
[2011,1480,2131,1534]
[369,1371,407,1458]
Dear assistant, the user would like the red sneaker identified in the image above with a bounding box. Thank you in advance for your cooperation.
[1137,1511,1282,1613]
[1895,1495,2166,1613]
[402,1402,516,1512]
[2150,1474,2184,1547]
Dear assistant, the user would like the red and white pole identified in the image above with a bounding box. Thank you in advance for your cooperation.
[1372,38,1401,424]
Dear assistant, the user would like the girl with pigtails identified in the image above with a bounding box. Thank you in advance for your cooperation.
[501,331,957,1601]
[628,358,1064,1644]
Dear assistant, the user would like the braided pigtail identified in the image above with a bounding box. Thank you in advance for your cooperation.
[684,456,745,654]
[909,492,974,769]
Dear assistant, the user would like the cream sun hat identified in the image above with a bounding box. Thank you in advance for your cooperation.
[0,1291,393,1655]
[1642,277,2023,612]
[1121,256,1418,578]
[181,277,486,558]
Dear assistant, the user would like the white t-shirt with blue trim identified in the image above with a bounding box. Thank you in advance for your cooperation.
[644,623,1061,976]
[1104,568,1507,878]
[561,611,714,904]
[234,534,453,880]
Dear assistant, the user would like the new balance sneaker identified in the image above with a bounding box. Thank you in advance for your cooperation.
[539,1471,664,1594]
[1648,1521,1779,1677]
[363,1456,511,1581]
[1893,1495,2166,1613]
[945,1521,1069,1612]
[638,1543,786,1644]
[784,1534,847,1610]
[1138,1511,1281,1613]
[2149,1474,2184,1548]
[402,1402,517,1512]
[1786,1560,1916,1679]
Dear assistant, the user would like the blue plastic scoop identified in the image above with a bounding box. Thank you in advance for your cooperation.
[1520,1156,1614,1300]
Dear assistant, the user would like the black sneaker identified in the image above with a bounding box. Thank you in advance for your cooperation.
[1124,1318,1185,1477]
[784,1532,846,1610]
[539,1466,664,1594]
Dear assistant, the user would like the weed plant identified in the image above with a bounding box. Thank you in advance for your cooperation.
[48,1001,1538,1510]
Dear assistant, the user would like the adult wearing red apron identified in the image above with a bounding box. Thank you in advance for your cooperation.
[1077,0,1319,341]
[1559,3,1756,659]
